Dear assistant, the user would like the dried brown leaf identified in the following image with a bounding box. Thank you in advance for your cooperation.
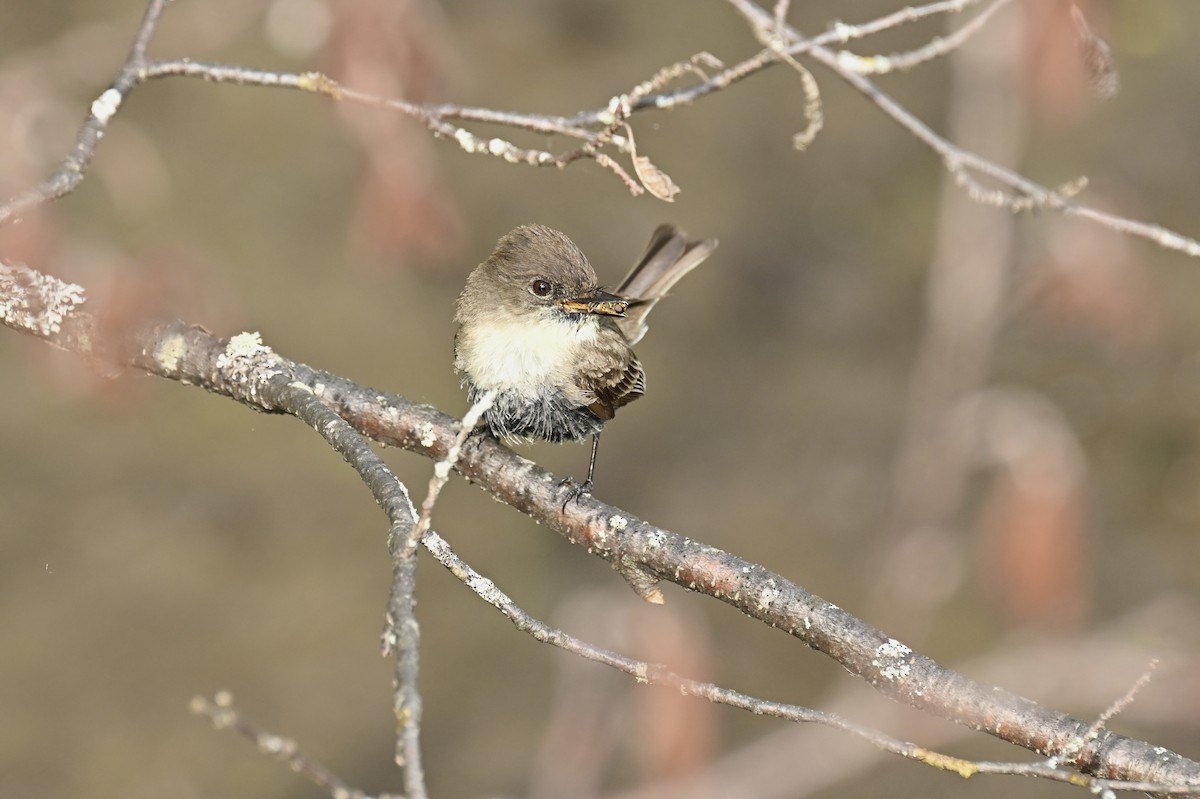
[625,123,679,202]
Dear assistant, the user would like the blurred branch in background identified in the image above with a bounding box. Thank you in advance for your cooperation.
[3,0,1200,797]
[868,0,1027,635]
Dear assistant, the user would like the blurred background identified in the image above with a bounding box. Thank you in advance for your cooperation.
[1,0,1199,797]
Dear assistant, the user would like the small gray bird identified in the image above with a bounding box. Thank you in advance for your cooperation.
[454,223,717,500]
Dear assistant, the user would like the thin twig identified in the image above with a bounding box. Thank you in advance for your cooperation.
[834,0,1015,75]
[410,389,496,551]
[1089,659,1159,738]
[422,531,1200,797]
[383,389,495,797]
[0,0,168,224]
[754,0,824,149]
[823,0,988,44]
[574,0,994,117]
[5,0,1198,255]
[722,0,1200,257]
[1057,659,1160,765]
[267,373,428,799]
[191,691,405,799]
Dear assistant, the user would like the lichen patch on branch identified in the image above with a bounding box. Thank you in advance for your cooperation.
[0,260,86,338]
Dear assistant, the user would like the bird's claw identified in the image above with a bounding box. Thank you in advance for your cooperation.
[559,477,593,512]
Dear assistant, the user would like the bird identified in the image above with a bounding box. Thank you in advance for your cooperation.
[454,223,717,504]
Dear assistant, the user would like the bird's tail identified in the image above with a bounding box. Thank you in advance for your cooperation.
[615,225,718,345]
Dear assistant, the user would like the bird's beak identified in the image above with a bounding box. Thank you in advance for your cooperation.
[559,289,629,316]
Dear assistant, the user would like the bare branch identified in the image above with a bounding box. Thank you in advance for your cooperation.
[4,255,1198,793]
[823,0,989,44]
[382,390,495,799]
[752,2,824,149]
[0,0,168,224]
[4,0,1194,256]
[422,531,1200,797]
[3,2,1200,793]
[723,0,1200,257]
[265,356,428,799]
[833,0,1015,75]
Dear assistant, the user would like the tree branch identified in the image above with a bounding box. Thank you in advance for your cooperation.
[3,256,1198,794]
[723,0,1200,257]
[4,1,1200,794]
[6,0,1200,260]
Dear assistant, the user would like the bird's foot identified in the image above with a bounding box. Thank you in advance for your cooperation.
[558,476,593,512]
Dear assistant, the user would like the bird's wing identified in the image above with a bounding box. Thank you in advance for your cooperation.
[574,327,645,420]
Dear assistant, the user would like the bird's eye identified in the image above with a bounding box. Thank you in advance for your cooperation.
[531,279,552,297]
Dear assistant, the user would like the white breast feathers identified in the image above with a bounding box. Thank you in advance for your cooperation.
[457,312,599,397]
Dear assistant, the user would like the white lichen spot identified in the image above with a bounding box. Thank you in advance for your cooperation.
[225,331,270,360]
[633,663,649,684]
[258,733,293,755]
[90,88,123,123]
[597,96,620,125]
[419,423,437,448]
[434,460,451,480]
[487,138,507,156]
[872,638,913,681]
[835,50,866,71]
[215,331,283,400]
[467,573,494,595]
[454,128,476,151]
[875,639,911,659]
[835,50,892,75]
[607,515,628,532]
[312,381,326,397]
[870,55,893,74]
[830,20,854,43]
[154,331,187,373]
[757,581,782,612]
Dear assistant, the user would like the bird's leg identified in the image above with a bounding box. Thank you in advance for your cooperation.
[559,433,600,511]
[581,431,600,494]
